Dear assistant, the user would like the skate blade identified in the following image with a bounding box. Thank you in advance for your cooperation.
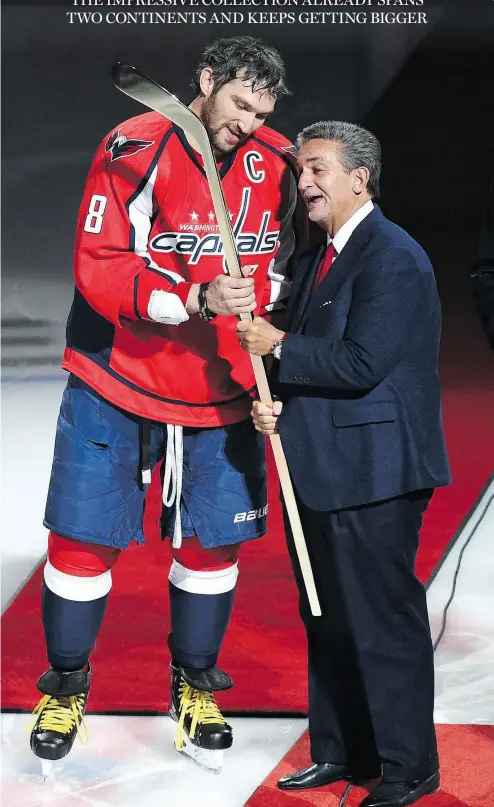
[178,739,223,774]
[40,759,54,780]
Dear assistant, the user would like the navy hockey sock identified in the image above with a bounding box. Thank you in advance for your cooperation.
[42,582,109,671]
[168,560,238,669]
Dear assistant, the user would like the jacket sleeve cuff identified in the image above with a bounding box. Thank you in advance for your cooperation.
[277,334,312,385]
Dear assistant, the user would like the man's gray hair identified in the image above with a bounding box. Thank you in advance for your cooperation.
[297,121,381,198]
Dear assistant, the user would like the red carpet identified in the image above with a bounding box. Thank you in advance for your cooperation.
[2,281,494,712]
[1,377,493,714]
[416,387,493,584]
[245,726,494,807]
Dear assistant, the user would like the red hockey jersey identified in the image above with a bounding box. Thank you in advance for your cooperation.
[63,112,298,427]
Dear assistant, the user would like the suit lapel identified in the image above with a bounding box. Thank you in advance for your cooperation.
[290,242,325,332]
[294,206,382,333]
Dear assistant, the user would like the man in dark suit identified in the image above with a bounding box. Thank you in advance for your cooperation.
[237,121,451,807]
[471,180,494,350]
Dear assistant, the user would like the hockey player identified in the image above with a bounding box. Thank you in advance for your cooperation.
[29,37,299,775]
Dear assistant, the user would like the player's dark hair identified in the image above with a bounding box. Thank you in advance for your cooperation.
[192,37,290,100]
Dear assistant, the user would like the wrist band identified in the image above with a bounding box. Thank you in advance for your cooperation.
[198,282,217,322]
[269,332,286,355]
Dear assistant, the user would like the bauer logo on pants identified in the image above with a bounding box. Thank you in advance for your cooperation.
[234,505,268,523]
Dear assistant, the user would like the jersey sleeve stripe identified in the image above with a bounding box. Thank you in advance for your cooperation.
[127,163,184,288]
[123,128,186,320]
[126,128,173,207]
[264,258,292,311]
[143,265,181,285]
[133,276,141,320]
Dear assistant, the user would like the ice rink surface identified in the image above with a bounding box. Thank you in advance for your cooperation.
[2,319,493,805]
[1,713,307,807]
[429,479,494,725]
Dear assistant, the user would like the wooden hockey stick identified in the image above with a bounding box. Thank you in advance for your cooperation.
[112,63,321,616]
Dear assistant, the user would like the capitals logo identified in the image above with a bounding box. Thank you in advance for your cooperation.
[150,188,279,265]
[105,129,154,162]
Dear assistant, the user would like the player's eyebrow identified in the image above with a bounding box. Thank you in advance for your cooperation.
[232,95,254,110]
[232,95,271,120]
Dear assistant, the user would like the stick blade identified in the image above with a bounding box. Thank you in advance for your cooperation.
[111,61,140,92]
[111,61,170,109]
[111,62,203,140]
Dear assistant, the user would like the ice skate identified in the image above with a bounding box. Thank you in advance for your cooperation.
[29,665,91,778]
[169,663,233,773]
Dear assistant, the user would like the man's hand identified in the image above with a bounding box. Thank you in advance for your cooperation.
[237,317,285,356]
[186,273,257,317]
[252,399,283,435]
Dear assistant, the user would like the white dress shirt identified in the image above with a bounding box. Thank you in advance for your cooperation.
[329,198,374,256]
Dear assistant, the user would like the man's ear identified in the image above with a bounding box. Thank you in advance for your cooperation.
[353,166,370,195]
[198,67,214,99]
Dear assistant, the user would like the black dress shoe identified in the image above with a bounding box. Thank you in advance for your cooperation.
[278,762,379,790]
[278,763,351,790]
[358,771,440,807]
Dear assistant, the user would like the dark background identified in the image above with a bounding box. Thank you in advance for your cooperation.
[2,0,494,379]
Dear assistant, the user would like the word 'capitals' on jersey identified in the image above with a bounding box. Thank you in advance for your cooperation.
[150,187,280,265]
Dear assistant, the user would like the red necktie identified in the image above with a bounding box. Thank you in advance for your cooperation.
[312,242,336,293]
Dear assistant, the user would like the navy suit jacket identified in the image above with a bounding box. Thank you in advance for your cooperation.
[276,205,451,511]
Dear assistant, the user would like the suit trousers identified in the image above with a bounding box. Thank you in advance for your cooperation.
[283,490,438,782]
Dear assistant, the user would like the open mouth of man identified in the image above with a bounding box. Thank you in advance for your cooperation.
[306,194,325,209]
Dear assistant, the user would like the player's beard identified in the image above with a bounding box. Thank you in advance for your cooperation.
[202,94,249,158]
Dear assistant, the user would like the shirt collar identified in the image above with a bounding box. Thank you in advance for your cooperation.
[327,199,374,254]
